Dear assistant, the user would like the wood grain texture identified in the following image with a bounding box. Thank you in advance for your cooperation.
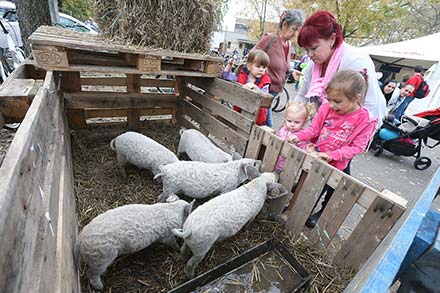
[285,159,332,238]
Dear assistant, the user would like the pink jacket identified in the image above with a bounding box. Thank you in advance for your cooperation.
[274,125,308,172]
[295,103,377,170]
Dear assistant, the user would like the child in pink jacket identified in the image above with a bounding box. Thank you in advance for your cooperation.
[290,69,377,228]
[290,69,377,171]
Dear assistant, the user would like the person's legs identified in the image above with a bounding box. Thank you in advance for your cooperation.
[266,91,278,127]
[394,96,415,122]
[305,162,351,228]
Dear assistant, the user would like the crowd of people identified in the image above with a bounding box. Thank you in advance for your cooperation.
[220,9,431,227]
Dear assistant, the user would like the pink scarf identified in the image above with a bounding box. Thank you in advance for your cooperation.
[306,43,345,103]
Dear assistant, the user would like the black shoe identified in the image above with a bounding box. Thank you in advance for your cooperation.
[305,211,322,228]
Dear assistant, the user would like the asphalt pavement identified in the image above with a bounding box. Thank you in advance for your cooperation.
[273,83,440,211]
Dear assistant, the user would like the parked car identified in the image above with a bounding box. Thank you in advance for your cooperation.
[0,1,98,49]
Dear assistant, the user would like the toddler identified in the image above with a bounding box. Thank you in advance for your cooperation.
[223,49,271,125]
[290,69,377,228]
[274,101,315,172]
[290,69,377,171]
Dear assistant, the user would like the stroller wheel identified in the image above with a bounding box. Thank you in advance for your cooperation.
[374,145,383,157]
[414,157,431,170]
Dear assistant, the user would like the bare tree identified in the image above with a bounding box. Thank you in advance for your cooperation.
[16,0,56,56]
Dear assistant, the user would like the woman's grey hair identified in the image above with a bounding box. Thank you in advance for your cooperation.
[279,9,305,29]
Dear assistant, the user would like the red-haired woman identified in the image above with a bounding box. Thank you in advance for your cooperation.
[293,11,387,126]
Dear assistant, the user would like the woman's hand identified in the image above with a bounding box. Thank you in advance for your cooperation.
[292,69,303,81]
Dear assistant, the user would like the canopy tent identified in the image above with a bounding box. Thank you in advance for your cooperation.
[360,33,440,114]
[360,33,440,70]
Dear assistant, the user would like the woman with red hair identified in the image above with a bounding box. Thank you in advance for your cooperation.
[294,11,387,126]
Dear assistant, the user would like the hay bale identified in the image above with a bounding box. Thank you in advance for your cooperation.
[95,0,220,53]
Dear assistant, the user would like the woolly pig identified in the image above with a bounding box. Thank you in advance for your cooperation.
[155,158,261,202]
[172,167,288,277]
[110,131,178,177]
[177,128,241,163]
[75,196,194,290]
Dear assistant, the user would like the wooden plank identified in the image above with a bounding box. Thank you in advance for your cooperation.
[186,77,266,115]
[0,72,55,292]
[29,26,222,62]
[285,159,333,238]
[38,63,219,77]
[64,91,177,109]
[137,54,162,72]
[127,108,141,130]
[61,72,81,92]
[30,82,62,292]
[33,46,69,68]
[84,107,175,118]
[244,125,265,159]
[67,109,86,128]
[0,79,37,122]
[204,61,222,76]
[54,118,80,293]
[140,78,175,88]
[261,134,284,172]
[126,74,141,130]
[334,192,406,271]
[270,144,307,216]
[178,98,248,155]
[181,84,253,134]
[81,77,127,86]
[279,144,306,192]
[308,176,365,247]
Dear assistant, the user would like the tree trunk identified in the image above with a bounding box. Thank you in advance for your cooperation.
[16,0,53,56]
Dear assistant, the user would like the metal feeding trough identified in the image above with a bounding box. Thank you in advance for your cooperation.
[169,239,311,293]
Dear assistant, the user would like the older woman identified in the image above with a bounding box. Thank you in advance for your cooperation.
[294,11,387,126]
[254,9,305,127]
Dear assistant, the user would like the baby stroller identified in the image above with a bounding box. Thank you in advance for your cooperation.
[371,107,440,170]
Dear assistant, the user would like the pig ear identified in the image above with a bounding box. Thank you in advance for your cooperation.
[166,194,179,203]
[184,199,195,218]
[232,152,242,160]
[254,160,262,170]
[267,183,288,199]
[245,165,260,180]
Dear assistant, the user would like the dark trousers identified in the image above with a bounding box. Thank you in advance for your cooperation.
[316,162,351,212]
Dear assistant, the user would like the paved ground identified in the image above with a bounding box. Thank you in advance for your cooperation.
[273,83,440,211]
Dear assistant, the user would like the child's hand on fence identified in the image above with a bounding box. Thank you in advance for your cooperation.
[315,152,331,162]
[288,135,299,143]
[304,143,316,153]
[243,83,258,91]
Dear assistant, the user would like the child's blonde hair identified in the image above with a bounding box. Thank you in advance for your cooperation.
[326,69,369,104]
[285,101,316,121]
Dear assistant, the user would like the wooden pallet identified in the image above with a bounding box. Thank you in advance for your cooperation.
[29,26,223,77]
[0,62,46,122]
[245,125,408,271]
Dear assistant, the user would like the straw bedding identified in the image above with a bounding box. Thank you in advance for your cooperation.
[94,0,220,53]
[72,120,353,292]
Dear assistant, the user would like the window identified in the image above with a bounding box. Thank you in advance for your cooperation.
[239,44,243,49]
[227,42,231,49]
